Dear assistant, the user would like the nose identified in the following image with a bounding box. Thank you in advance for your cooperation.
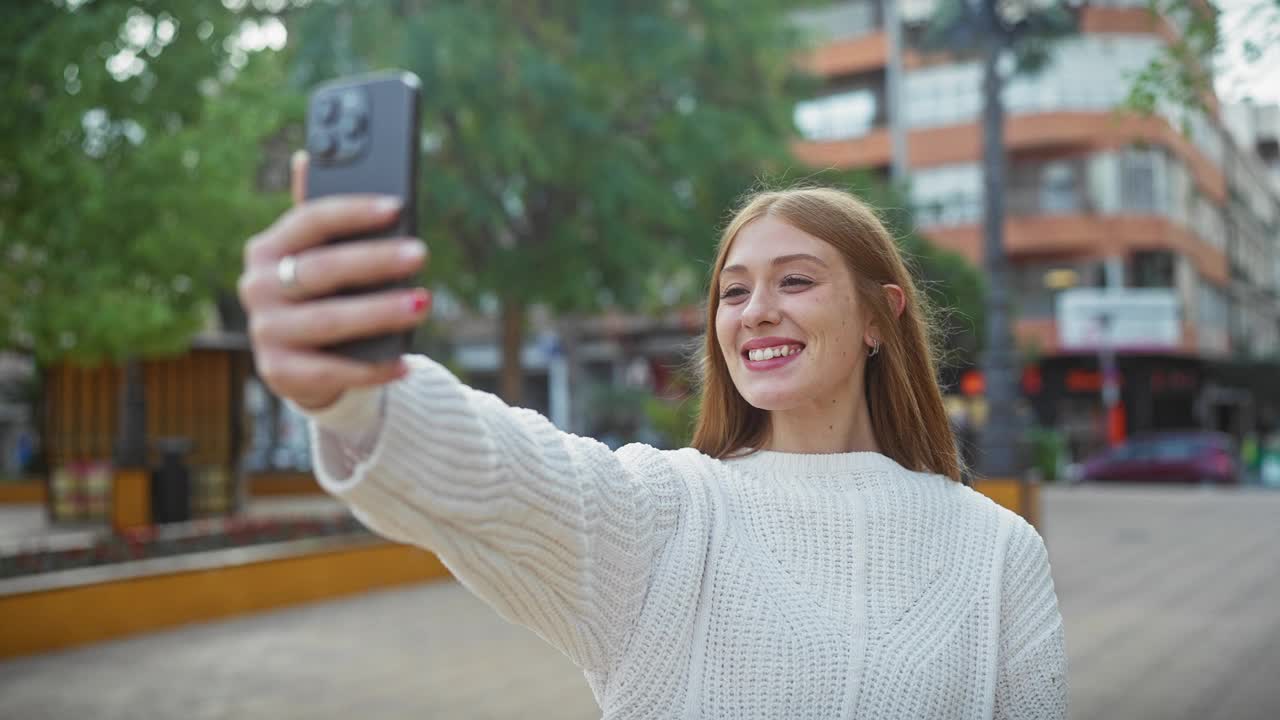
[741,287,781,329]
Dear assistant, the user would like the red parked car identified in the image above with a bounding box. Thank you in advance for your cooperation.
[1080,431,1240,485]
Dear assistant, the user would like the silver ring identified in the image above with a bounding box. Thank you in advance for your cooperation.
[868,339,880,358]
[276,254,302,296]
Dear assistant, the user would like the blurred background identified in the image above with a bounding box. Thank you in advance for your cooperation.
[0,1,1277,718]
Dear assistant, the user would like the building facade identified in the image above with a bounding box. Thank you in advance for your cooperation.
[790,0,1280,459]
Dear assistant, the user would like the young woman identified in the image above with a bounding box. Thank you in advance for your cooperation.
[238,158,1067,718]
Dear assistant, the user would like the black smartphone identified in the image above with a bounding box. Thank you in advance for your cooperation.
[305,70,421,364]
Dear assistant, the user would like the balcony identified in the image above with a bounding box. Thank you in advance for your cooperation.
[796,110,1227,209]
[792,33,1228,199]
[925,215,1228,288]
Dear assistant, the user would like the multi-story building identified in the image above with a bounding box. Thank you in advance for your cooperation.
[790,0,1280,458]
[1224,101,1280,192]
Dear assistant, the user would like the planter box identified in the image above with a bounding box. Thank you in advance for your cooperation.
[0,536,450,660]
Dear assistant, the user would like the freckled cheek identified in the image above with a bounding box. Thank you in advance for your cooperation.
[790,295,846,336]
[715,313,739,362]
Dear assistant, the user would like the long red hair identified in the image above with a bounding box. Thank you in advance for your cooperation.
[690,187,964,483]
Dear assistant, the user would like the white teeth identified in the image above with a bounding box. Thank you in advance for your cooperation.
[747,345,801,362]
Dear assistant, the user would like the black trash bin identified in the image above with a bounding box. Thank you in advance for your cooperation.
[151,437,194,524]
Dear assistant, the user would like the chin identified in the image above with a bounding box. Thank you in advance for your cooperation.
[737,384,809,412]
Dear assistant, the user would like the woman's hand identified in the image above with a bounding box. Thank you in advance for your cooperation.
[237,151,430,412]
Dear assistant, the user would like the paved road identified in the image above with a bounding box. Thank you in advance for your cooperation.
[2,485,1278,719]
[1046,484,1280,720]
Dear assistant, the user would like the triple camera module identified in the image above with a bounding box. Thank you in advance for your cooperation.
[307,88,369,164]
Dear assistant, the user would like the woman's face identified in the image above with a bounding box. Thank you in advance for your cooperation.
[715,215,869,413]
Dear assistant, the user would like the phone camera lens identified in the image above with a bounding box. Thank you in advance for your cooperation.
[318,95,340,125]
[341,90,366,112]
[308,129,338,160]
[342,110,368,139]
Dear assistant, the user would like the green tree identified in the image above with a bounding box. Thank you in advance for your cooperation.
[1,1,293,363]
[1,1,296,462]
[284,0,814,404]
[1127,0,1279,117]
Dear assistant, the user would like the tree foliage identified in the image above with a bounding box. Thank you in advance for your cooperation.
[288,0,809,309]
[1127,0,1279,116]
[0,0,295,365]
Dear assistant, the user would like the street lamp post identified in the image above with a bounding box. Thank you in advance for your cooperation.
[976,0,1020,480]
[922,0,1078,481]
[884,0,909,184]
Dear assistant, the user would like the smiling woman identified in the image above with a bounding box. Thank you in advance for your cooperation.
[244,171,1067,717]
[694,187,963,482]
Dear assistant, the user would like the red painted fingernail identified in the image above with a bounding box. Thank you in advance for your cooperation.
[408,290,429,313]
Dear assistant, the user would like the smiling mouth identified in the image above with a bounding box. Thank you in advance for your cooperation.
[742,344,805,363]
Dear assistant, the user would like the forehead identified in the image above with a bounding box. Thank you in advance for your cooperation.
[721,216,838,271]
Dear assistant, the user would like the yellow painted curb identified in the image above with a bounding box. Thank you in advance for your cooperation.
[973,477,1040,529]
[248,471,325,497]
[0,538,450,660]
[0,482,45,504]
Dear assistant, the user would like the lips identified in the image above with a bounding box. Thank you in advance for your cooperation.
[740,336,806,356]
[738,336,806,371]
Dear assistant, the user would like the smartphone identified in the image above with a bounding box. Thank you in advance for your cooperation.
[305,70,421,364]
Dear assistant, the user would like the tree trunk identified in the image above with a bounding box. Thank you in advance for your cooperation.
[115,358,148,468]
[978,1,1020,479]
[500,296,525,405]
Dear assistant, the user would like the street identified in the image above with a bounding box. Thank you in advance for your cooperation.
[1,484,1277,719]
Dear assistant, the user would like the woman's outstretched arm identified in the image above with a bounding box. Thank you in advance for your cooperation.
[239,152,687,675]
[300,356,686,675]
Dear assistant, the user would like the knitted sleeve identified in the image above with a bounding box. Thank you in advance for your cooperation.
[993,519,1069,720]
[302,354,684,674]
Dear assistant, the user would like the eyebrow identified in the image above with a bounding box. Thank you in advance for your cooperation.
[721,253,828,276]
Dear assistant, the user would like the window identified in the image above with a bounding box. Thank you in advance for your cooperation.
[1197,283,1230,353]
[911,163,982,227]
[1130,251,1176,288]
[1039,161,1080,213]
[904,63,981,129]
[1191,195,1226,249]
[1119,149,1160,212]
[794,88,879,141]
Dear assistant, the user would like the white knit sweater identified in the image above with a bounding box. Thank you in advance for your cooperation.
[304,355,1068,719]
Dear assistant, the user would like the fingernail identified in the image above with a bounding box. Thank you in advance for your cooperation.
[291,149,307,166]
[407,289,430,313]
[399,241,426,261]
[375,196,403,213]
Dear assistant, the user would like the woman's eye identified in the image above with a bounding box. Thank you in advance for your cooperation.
[782,276,813,288]
[719,287,747,300]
